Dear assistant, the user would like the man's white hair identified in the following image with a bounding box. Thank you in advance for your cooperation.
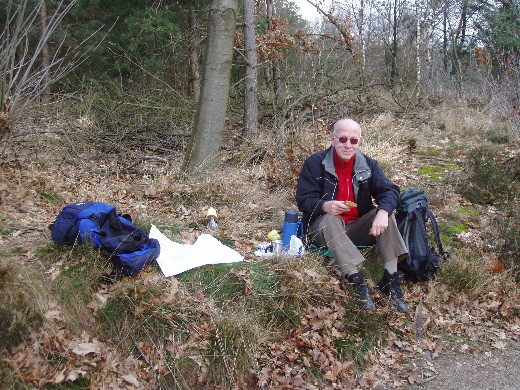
[333,118,362,137]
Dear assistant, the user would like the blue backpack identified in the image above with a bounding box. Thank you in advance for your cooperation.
[396,189,448,282]
[50,202,160,278]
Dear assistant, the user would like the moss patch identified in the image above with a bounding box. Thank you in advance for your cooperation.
[418,162,462,181]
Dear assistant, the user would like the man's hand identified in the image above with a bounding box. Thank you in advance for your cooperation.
[323,200,352,215]
[370,209,389,236]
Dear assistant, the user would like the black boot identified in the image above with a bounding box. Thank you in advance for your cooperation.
[377,270,409,313]
[347,272,375,311]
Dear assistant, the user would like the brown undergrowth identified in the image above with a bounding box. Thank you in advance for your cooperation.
[0,105,518,389]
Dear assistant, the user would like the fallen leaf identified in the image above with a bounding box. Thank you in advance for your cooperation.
[492,341,507,350]
[44,310,64,321]
[72,342,101,356]
[66,370,87,382]
[122,373,140,387]
[413,300,428,340]
[322,369,337,381]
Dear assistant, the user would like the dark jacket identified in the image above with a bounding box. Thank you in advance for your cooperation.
[296,147,400,232]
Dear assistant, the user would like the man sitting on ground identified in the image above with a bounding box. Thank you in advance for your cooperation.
[296,118,409,312]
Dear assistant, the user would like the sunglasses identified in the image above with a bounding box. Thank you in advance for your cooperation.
[334,135,359,145]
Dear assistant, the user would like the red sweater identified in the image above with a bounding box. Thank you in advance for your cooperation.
[333,150,360,223]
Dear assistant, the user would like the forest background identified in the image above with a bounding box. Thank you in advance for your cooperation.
[0,0,519,389]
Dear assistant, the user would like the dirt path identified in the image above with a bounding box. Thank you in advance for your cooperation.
[411,341,520,390]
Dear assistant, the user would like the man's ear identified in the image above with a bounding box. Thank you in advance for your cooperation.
[329,133,335,143]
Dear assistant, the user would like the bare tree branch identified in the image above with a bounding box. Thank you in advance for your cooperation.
[1,0,106,142]
[305,0,356,52]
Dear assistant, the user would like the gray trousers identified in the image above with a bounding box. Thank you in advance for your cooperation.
[308,208,408,278]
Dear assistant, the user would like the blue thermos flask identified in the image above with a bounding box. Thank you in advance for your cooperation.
[281,210,300,251]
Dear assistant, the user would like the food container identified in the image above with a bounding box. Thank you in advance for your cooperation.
[267,229,281,241]
[272,240,283,253]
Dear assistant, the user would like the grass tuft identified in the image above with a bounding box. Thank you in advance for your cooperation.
[206,308,261,387]
[457,145,519,207]
[36,243,112,332]
[0,264,44,351]
[336,305,387,369]
[439,250,493,294]
[485,129,511,144]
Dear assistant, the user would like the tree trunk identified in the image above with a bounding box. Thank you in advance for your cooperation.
[243,0,258,139]
[451,0,468,76]
[188,6,201,101]
[359,0,366,71]
[416,0,421,85]
[390,0,398,82]
[443,0,448,72]
[182,0,238,175]
[40,0,51,105]
[266,0,281,107]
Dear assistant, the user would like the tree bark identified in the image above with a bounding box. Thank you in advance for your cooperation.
[243,0,258,139]
[451,0,468,76]
[391,0,398,82]
[188,6,201,101]
[359,0,366,71]
[39,0,51,105]
[266,0,281,106]
[443,0,448,72]
[416,0,421,85]
[182,0,238,175]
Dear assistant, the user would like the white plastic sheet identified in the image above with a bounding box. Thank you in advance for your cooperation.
[149,224,244,277]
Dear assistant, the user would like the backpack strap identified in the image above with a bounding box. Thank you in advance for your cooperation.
[412,207,430,269]
[402,209,422,267]
[402,215,411,253]
[425,208,447,258]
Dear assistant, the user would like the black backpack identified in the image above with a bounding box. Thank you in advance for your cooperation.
[50,202,160,279]
[396,189,448,282]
